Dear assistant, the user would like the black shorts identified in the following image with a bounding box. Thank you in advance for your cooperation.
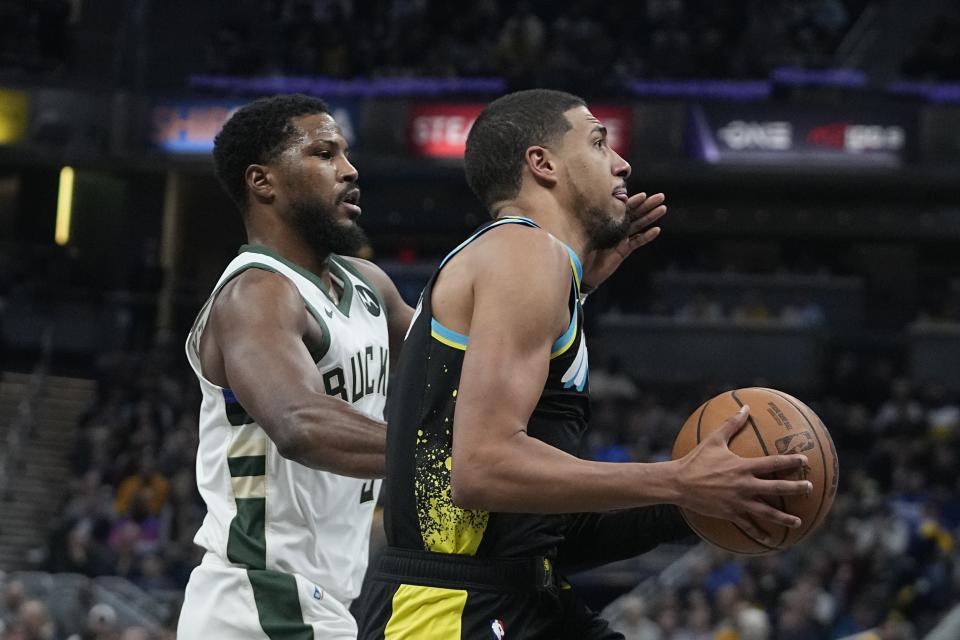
[355,548,623,640]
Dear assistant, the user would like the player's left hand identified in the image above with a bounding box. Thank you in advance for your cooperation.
[581,192,667,292]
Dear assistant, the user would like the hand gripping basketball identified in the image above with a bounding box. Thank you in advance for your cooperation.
[672,389,839,555]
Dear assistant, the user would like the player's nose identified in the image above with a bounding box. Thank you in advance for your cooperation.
[612,150,631,179]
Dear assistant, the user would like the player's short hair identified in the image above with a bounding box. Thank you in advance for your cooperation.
[213,94,330,213]
[464,89,586,214]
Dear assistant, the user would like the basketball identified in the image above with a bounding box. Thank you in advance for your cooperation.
[671,387,839,555]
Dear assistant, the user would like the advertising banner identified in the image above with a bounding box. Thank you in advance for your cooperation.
[686,104,914,166]
[149,99,358,153]
[409,103,632,158]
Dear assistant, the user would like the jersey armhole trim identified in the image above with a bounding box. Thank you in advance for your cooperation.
[331,254,387,310]
[430,317,468,351]
[196,262,331,369]
[303,300,333,362]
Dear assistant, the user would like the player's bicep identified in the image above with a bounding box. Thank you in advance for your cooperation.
[211,272,323,431]
[451,246,569,464]
[454,301,551,443]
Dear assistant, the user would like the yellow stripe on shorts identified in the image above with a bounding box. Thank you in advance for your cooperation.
[385,584,467,639]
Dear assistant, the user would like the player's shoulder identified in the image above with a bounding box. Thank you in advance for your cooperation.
[336,255,386,281]
[212,266,304,323]
[335,255,391,295]
[469,221,570,271]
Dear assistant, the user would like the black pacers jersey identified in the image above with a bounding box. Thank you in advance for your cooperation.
[384,216,590,559]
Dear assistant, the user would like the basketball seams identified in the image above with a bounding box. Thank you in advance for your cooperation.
[764,388,832,545]
[730,389,791,548]
[732,513,779,552]
[730,389,771,456]
[695,398,710,444]
[685,392,787,552]
[680,508,775,556]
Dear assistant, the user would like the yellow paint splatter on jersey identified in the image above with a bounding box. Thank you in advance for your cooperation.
[413,429,488,555]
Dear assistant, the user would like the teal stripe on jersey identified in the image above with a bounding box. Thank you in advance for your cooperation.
[430,318,469,347]
[561,243,584,285]
[550,312,577,357]
[227,497,266,569]
[248,570,313,640]
[228,455,266,477]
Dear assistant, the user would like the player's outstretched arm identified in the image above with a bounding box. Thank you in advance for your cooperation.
[448,229,812,532]
[555,506,694,574]
[206,269,386,478]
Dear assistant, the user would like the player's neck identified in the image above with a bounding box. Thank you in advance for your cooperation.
[496,194,590,261]
[244,221,334,288]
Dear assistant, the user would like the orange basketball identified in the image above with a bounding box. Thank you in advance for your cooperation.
[671,387,839,555]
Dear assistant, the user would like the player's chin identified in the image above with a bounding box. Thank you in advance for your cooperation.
[606,195,628,215]
[607,200,629,223]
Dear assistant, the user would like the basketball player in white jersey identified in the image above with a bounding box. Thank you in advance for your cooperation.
[177,94,414,638]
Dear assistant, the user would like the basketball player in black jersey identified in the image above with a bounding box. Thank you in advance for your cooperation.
[357,90,814,639]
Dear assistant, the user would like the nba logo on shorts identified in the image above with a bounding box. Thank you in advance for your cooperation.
[490,619,505,639]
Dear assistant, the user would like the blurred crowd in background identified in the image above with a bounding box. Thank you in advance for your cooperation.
[198,0,867,89]
[2,0,960,88]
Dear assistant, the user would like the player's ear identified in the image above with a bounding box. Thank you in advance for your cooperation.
[524,145,559,188]
[246,164,275,203]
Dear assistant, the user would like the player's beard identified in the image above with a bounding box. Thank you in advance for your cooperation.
[570,187,631,251]
[289,198,368,257]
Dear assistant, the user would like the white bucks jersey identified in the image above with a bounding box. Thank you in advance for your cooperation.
[184,244,388,606]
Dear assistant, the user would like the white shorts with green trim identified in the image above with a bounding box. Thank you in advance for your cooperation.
[177,553,357,639]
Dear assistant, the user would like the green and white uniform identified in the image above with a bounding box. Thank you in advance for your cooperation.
[178,245,389,639]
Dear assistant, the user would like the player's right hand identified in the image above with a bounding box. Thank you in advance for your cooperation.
[672,405,813,545]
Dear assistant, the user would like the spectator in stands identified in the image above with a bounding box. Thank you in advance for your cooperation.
[652,605,683,639]
[780,296,825,327]
[729,606,772,640]
[136,555,176,597]
[924,385,959,441]
[9,599,55,640]
[590,356,639,401]
[731,290,772,323]
[873,378,925,437]
[682,593,714,639]
[64,602,117,640]
[675,292,724,322]
[114,454,168,518]
[0,580,25,628]
[613,594,661,640]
